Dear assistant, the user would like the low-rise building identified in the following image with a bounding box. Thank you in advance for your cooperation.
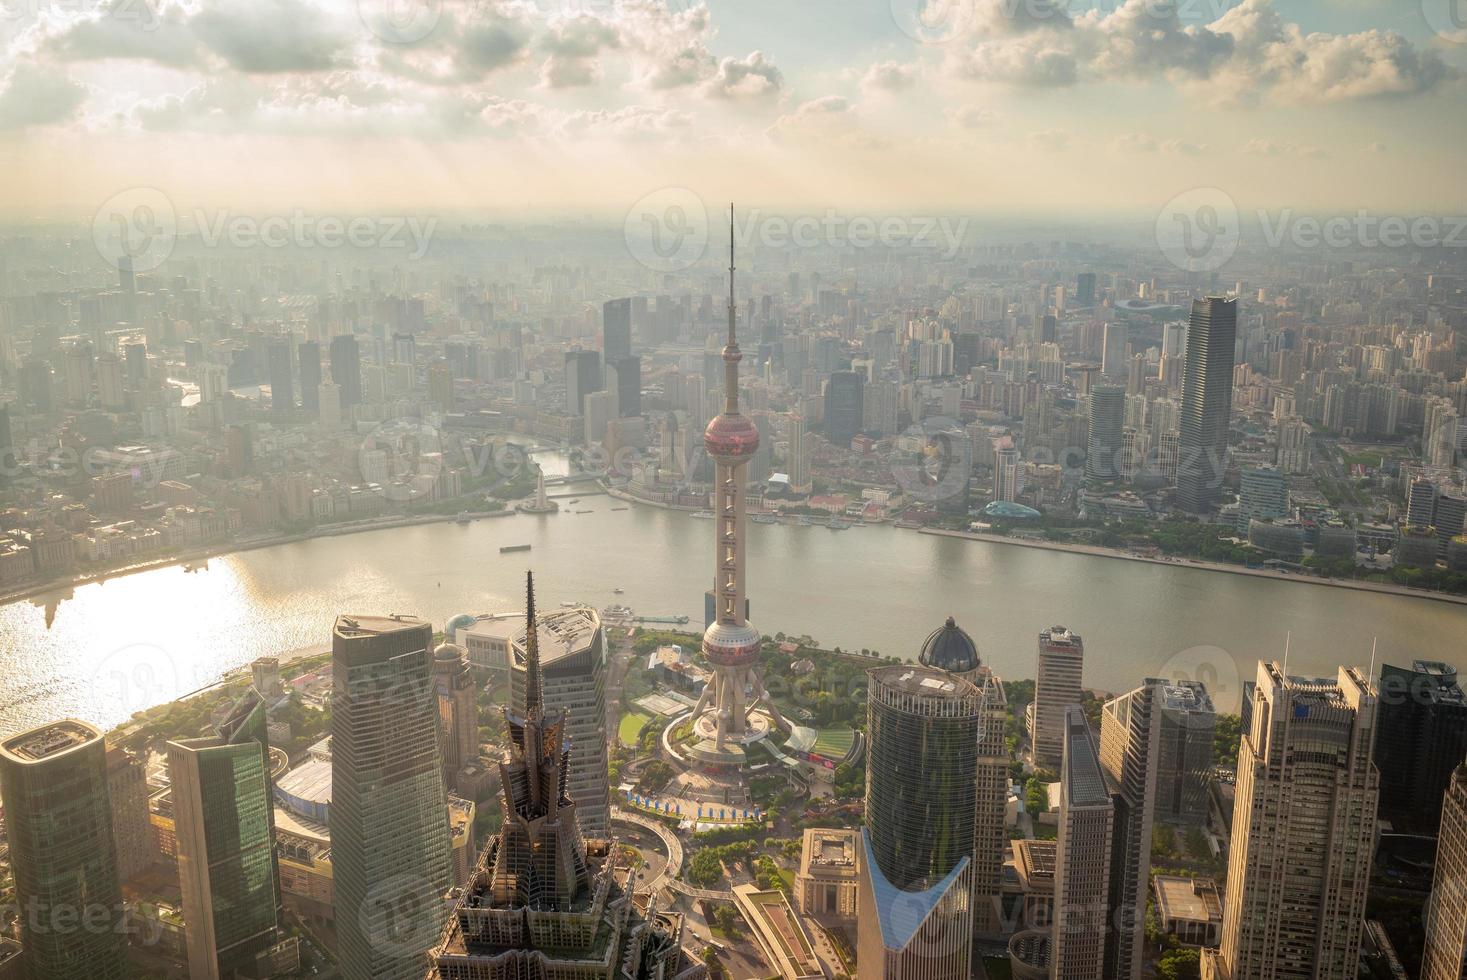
[1153,875,1223,947]
[796,827,859,921]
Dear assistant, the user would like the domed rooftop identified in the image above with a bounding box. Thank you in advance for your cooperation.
[919,616,980,675]
[705,412,760,459]
[445,613,476,634]
[434,641,466,662]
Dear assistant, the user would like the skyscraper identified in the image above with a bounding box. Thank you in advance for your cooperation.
[329,333,362,411]
[1101,322,1128,379]
[602,297,632,362]
[0,720,127,980]
[1086,384,1125,484]
[1177,297,1237,514]
[1097,680,1212,978]
[858,664,981,980]
[917,617,1010,937]
[824,370,864,447]
[298,340,322,414]
[1076,271,1097,307]
[787,412,812,494]
[1029,625,1085,769]
[331,614,452,980]
[168,689,286,980]
[1051,706,1115,980]
[1421,763,1467,980]
[432,641,478,794]
[688,209,784,761]
[994,444,1023,502]
[426,573,701,980]
[606,354,641,417]
[1374,660,1467,833]
[268,339,293,413]
[564,349,602,416]
[1204,662,1378,980]
[507,605,610,837]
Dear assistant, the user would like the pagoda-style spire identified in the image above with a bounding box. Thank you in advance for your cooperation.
[524,570,542,719]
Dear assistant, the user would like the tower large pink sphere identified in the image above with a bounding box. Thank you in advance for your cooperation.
[704,411,759,460]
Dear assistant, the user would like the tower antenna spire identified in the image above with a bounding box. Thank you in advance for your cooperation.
[524,570,542,719]
[723,203,742,415]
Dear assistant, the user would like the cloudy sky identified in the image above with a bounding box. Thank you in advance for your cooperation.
[2,0,1464,220]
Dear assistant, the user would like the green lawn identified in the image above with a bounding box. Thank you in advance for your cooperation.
[618,711,652,746]
[812,727,855,759]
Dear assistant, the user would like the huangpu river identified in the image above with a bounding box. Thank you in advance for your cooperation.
[3,501,1466,738]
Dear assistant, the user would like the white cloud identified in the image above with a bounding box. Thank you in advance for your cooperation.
[702,51,782,101]
[860,60,918,94]
[0,62,86,130]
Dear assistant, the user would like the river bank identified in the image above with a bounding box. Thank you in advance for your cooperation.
[920,527,1467,607]
[0,508,516,609]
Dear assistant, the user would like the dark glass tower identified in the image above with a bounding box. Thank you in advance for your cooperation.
[298,340,322,414]
[606,354,641,417]
[602,297,632,362]
[167,689,285,979]
[268,339,294,413]
[1375,660,1467,833]
[331,613,451,980]
[1086,384,1126,484]
[1176,296,1237,513]
[329,333,363,410]
[824,370,864,447]
[0,720,127,980]
[858,664,980,978]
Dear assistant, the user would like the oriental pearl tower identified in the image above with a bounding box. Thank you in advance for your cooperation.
[689,205,786,758]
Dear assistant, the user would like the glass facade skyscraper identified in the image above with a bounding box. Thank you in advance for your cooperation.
[167,688,284,980]
[0,720,127,980]
[331,614,452,980]
[1177,296,1237,514]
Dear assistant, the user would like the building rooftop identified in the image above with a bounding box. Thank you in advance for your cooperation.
[869,663,978,700]
[1153,875,1222,925]
[1062,707,1111,807]
[510,605,601,668]
[919,616,981,675]
[333,613,429,639]
[1,719,102,764]
[800,828,858,879]
[275,757,332,808]
[1040,625,1082,650]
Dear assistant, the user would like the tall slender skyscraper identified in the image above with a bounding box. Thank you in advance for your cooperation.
[1086,384,1126,484]
[1097,680,1214,979]
[0,720,127,980]
[602,297,632,362]
[858,664,981,980]
[824,371,864,446]
[688,207,784,760]
[298,340,322,414]
[1177,297,1237,513]
[1204,662,1378,980]
[426,573,701,980]
[1052,707,1115,980]
[168,689,285,980]
[1422,762,1467,980]
[268,339,294,413]
[431,640,478,794]
[331,614,452,980]
[329,333,363,411]
[1029,625,1085,769]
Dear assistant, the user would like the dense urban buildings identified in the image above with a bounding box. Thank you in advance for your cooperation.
[330,614,452,980]
[1029,625,1085,769]
[0,720,128,980]
[1421,763,1467,980]
[858,663,981,980]
[1205,662,1379,980]
[167,689,290,980]
[1176,297,1238,514]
